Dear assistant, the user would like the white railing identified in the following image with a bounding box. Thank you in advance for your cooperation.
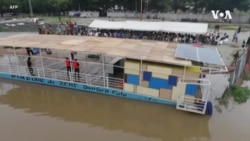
[176,96,207,114]
[0,64,124,90]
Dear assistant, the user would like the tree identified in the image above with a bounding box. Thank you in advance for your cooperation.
[1,0,3,17]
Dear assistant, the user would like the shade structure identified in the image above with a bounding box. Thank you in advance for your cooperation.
[88,20,208,34]
[89,20,124,30]
[174,44,225,66]
[124,21,162,31]
[160,22,208,34]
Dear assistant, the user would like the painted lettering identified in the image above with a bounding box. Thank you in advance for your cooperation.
[59,81,77,88]
[31,77,44,83]
[26,76,31,81]
[47,80,55,84]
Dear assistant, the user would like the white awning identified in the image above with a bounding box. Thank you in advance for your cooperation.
[124,21,161,31]
[88,20,124,30]
[161,22,208,34]
[88,20,208,34]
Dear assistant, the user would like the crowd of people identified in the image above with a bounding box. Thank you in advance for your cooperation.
[38,20,249,47]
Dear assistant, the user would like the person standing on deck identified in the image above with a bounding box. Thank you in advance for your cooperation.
[65,57,71,75]
[73,59,80,78]
[26,48,33,56]
[27,57,34,76]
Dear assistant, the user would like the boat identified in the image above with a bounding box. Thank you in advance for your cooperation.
[0,34,227,115]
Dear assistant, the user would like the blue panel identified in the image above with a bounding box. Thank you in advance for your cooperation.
[185,84,198,95]
[168,75,178,86]
[0,73,176,106]
[143,71,152,81]
[149,77,173,90]
[127,74,139,85]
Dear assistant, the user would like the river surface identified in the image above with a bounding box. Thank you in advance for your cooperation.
[0,78,250,141]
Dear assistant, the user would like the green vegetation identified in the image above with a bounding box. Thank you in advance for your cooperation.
[245,74,250,80]
[215,85,250,112]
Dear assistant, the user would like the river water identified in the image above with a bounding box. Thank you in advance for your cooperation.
[0,78,250,141]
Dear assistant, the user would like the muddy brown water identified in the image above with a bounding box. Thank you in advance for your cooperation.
[0,78,250,141]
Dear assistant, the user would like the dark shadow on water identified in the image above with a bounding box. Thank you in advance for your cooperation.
[0,78,211,141]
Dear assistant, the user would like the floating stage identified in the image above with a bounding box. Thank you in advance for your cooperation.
[0,34,227,115]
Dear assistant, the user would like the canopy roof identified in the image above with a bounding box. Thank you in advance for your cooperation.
[174,44,225,66]
[0,34,226,69]
[88,20,208,34]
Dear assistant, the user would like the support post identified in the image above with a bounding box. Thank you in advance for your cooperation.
[140,59,142,86]
[8,55,12,73]
[13,47,20,75]
[69,52,73,82]
[102,54,106,87]
[39,48,45,78]
[106,76,109,88]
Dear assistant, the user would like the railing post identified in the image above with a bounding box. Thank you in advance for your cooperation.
[89,74,92,85]
[54,71,57,79]
[106,77,109,88]
[37,68,40,77]
[13,47,20,75]
[102,54,105,87]
[85,74,88,84]
[8,55,12,74]
[39,48,45,78]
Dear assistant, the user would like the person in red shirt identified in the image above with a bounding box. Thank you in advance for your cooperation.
[65,57,71,75]
[73,59,80,78]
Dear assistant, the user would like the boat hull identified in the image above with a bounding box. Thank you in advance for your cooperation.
[0,72,176,106]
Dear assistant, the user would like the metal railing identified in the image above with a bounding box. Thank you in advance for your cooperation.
[176,96,207,114]
[0,64,124,90]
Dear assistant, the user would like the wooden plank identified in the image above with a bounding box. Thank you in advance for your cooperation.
[136,86,159,97]
[185,71,200,78]
[123,83,134,92]
[133,85,137,93]
[152,72,169,79]
[125,60,140,69]
[147,65,172,75]
[159,89,172,100]
[171,82,186,101]
[141,64,147,71]
[172,68,184,77]
[124,69,140,75]
[141,80,149,87]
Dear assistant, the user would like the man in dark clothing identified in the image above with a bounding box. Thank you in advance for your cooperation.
[26,48,33,56]
[65,57,71,75]
[238,26,241,33]
[27,57,34,76]
[246,36,250,47]
[73,59,80,78]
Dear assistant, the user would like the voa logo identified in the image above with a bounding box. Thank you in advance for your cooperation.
[211,10,232,20]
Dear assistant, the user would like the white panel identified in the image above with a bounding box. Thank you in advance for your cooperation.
[175,44,225,66]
